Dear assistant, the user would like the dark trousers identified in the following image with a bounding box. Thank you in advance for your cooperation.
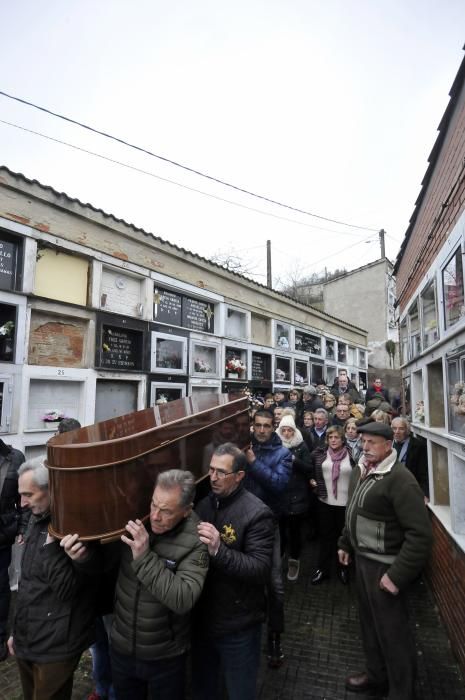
[90,615,115,699]
[316,500,346,573]
[268,525,285,633]
[280,513,306,559]
[16,655,81,700]
[0,546,11,642]
[355,555,417,699]
[191,624,262,700]
[110,648,186,700]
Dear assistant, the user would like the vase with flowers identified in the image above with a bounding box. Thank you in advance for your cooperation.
[226,357,246,379]
[43,410,66,428]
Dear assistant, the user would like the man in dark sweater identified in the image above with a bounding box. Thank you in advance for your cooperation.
[192,443,275,700]
[338,423,432,699]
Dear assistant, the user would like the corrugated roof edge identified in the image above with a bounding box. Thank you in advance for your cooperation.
[0,164,368,335]
[393,47,465,275]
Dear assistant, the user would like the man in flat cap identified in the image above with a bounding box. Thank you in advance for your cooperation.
[338,422,432,699]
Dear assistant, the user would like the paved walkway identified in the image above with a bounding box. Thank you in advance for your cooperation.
[1,539,464,699]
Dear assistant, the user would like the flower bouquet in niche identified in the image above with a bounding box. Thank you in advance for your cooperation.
[0,321,14,336]
[195,358,212,373]
[43,410,66,425]
[414,401,425,423]
[226,357,246,378]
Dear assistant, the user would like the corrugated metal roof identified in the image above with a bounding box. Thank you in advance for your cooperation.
[0,165,368,335]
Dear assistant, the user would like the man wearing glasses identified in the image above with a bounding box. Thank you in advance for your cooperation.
[192,443,275,700]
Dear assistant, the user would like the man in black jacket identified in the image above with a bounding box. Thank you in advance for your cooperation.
[8,457,96,699]
[0,439,25,662]
[392,417,429,498]
[192,443,275,700]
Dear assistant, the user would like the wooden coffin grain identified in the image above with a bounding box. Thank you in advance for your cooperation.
[46,393,250,541]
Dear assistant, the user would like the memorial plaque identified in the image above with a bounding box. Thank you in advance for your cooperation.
[182,297,214,333]
[295,330,321,355]
[153,288,182,325]
[100,325,143,370]
[0,237,19,291]
[252,352,270,380]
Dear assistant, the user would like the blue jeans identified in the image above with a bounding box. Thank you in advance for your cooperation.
[110,648,186,700]
[90,616,115,700]
[0,547,12,642]
[191,624,262,700]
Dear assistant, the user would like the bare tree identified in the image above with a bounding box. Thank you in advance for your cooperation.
[209,248,259,277]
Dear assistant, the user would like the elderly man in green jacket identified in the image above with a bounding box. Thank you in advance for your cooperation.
[63,469,209,700]
[338,422,432,700]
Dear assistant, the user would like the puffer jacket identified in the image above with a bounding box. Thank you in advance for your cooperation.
[111,512,208,661]
[0,447,26,548]
[195,486,275,637]
[244,433,292,516]
[13,511,97,663]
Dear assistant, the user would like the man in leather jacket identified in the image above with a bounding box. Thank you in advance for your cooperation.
[0,439,25,662]
[192,443,275,700]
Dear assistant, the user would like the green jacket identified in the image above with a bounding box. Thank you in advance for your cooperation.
[111,512,208,660]
[338,450,432,590]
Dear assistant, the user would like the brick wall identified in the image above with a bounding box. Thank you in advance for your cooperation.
[425,513,465,675]
[28,311,87,366]
[396,80,465,313]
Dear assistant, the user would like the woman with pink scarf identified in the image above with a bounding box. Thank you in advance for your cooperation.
[310,425,354,585]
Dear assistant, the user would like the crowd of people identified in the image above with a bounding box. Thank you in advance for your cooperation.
[0,372,432,700]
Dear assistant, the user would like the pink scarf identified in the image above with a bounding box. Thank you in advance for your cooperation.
[328,445,348,499]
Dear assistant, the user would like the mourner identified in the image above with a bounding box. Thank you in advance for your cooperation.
[192,443,275,700]
[0,439,25,662]
[9,457,96,700]
[338,422,432,699]
[391,417,429,498]
[245,409,292,668]
[64,469,209,700]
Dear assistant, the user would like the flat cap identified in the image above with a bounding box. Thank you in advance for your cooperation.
[357,421,393,440]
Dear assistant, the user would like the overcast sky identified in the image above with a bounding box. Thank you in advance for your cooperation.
[0,1,464,287]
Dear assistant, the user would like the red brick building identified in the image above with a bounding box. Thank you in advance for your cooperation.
[394,49,465,673]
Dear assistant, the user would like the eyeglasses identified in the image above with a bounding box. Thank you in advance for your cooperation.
[208,467,241,479]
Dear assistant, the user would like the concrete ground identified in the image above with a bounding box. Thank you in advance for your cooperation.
[1,539,464,700]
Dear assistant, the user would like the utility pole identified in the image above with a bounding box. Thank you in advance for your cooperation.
[379,229,386,258]
[267,240,272,288]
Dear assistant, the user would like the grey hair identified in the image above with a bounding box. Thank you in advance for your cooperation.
[155,469,195,508]
[314,408,328,419]
[58,418,81,433]
[18,456,49,489]
[213,443,247,472]
[391,416,411,432]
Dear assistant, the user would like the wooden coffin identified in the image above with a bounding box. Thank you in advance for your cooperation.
[46,393,250,542]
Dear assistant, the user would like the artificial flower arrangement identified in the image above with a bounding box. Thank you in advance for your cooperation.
[414,400,425,423]
[195,358,212,373]
[450,382,465,415]
[0,321,14,336]
[42,410,66,422]
[226,358,246,373]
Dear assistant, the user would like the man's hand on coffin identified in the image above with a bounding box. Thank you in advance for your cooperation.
[121,519,149,560]
[197,521,220,556]
[60,533,89,561]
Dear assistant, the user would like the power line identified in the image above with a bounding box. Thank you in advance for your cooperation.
[0,89,379,233]
[0,118,369,238]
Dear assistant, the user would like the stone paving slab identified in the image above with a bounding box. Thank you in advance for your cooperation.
[1,540,464,699]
